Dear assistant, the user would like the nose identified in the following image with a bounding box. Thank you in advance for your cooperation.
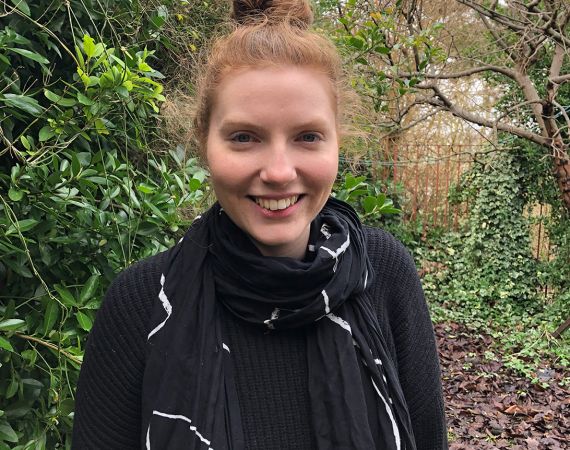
[259,141,297,186]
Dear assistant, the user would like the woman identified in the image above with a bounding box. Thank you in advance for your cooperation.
[72,1,448,449]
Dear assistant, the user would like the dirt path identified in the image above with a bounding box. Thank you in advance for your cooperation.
[435,322,569,449]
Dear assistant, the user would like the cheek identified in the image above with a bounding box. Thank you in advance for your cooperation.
[313,154,339,189]
[207,152,250,195]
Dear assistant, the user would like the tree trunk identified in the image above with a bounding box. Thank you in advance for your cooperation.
[553,150,570,211]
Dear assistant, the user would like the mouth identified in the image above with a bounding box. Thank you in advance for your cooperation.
[250,195,301,211]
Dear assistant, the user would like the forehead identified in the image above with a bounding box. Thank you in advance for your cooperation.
[210,66,337,125]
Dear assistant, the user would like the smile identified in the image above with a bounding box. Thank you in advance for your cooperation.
[253,195,300,211]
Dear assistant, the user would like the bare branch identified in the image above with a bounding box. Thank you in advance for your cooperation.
[477,12,514,60]
[546,44,566,102]
[336,2,350,34]
[550,74,570,84]
[494,99,546,123]
[396,110,442,133]
[414,82,550,146]
[394,96,441,120]
[394,65,518,81]
[456,0,570,47]
[552,100,570,134]
[512,68,548,135]
[456,0,528,30]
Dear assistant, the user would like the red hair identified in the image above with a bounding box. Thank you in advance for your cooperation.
[193,0,345,149]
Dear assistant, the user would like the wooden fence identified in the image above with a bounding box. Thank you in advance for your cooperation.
[340,144,553,262]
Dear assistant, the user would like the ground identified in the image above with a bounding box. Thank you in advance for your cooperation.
[436,322,569,449]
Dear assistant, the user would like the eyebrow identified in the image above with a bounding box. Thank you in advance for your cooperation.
[218,120,263,134]
[218,118,334,134]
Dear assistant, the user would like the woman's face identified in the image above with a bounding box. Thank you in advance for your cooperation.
[206,66,339,259]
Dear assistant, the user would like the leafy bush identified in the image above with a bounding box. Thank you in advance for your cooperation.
[334,172,401,221]
[444,150,537,306]
[0,1,214,447]
[421,148,569,381]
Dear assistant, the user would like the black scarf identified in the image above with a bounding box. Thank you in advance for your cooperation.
[142,198,416,449]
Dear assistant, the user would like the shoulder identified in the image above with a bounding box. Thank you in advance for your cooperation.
[74,251,169,448]
[107,251,168,295]
[363,225,418,284]
[361,225,426,336]
[95,251,169,334]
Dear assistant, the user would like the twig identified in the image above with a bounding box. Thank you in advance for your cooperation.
[14,333,82,365]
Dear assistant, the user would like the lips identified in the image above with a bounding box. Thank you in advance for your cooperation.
[253,195,300,211]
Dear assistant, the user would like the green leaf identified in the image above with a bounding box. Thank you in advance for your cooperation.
[374,45,391,54]
[58,398,75,416]
[137,183,155,194]
[6,378,18,399]
[93,43,105,58]
[150,14,166,29]
[376,193,387,205]
[77,67,90,87]
[38,126,55,142]
[9,0,31,16]
[6,218,39,235]
[43,301,59,335]
[5,400,32,419]
[77,92,94,105]
[0,421,18,443]
[71,152,81,176]
[19,134,31,150]
[378,205,401,215]
[344,174,366,190]
[83,35,96,59]
[189,177,202,192]
[1,94,43,116]
[75,43,85,69]
[76,311,93,331]
[79,275,99,304]
[8,47,49,64]
[0,319,26,332]
[363,196,377,214]
[8,187,24,202]
[138,61,152,72]
[94,118,109,135]
[115,85,129,98]
[347,36,365,50]
[0,336,14,352]
[144,200,167,221]
[53,284,76,307]
[44,89,77,107]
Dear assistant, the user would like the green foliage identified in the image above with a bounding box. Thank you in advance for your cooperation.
[444,150,537,305]
[333,172,401,221]
[0,1,214,447]
[420,148,569,381]
[321,0,445,116]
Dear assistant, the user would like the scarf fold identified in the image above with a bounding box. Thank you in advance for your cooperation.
[142,198,416,450]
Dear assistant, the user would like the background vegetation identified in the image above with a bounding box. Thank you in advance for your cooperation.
[0,0,568,448]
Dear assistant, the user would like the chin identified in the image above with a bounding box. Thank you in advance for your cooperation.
[250,230,306,257]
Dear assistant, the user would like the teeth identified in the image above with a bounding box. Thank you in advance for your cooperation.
[255,195,299,211]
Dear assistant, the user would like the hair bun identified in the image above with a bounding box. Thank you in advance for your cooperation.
[232,0,313,28]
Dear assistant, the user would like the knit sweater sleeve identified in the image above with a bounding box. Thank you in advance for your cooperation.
[364,227,448,450]
[72,253,166,449]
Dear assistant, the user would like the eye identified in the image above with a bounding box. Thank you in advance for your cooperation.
[230,133,255,143]
[298,133,322,143]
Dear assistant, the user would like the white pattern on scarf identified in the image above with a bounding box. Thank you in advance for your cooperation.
[325,313,352,334]
[322,290,330,314]
[263,308,280,329]
[146,411,214,450]
[320,233,350,272]
[370,380,401,450]
[147,274,172,340]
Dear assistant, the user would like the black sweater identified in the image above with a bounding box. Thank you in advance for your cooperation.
[72,227,448,449]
